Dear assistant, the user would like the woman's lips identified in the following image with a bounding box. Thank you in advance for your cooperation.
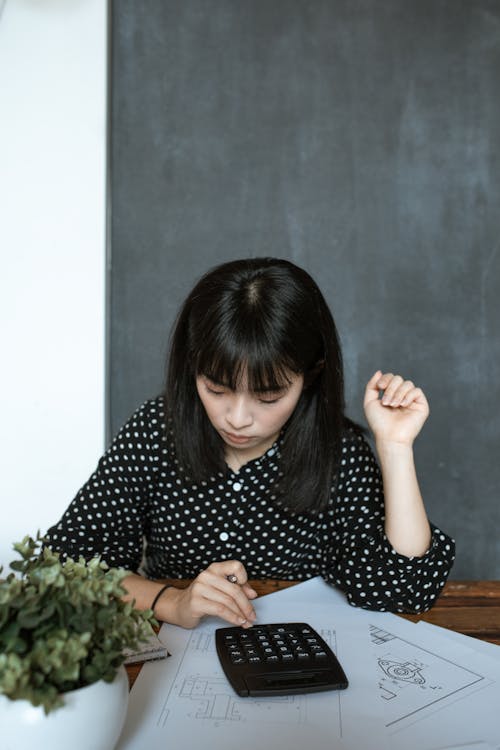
[222,431,252,444]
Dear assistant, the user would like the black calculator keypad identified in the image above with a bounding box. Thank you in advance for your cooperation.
[215,622,348,697]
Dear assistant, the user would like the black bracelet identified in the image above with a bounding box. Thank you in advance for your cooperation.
[150,584,172,613]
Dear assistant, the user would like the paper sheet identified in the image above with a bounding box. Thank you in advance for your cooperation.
[270,578,500,747]
[370,613,500,750]
[117,600,387,750]
[416,620,500,661]
[116,578,500,750]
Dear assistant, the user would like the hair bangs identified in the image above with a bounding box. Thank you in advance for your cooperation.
[196,328,299,393]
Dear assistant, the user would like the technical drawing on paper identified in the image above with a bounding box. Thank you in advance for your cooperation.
[157,626,340,730]
[370,625,490,728]
[158,672,308,728]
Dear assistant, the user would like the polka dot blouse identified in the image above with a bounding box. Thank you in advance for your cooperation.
[46,397,455,613]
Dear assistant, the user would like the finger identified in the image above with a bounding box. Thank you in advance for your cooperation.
[400,386,428,409]
[366,370,383,391]
[207,560,250,585]
[375,371,394,390]
[386,380,415,407]
[197,570,257,622]
[363,370,383,406]
[226,576,258,599]
[241,582,258,599]
[189,580,254,626]
[380,374,404,405]
[203,560,258,615]
[201,600,254,628]
[191,592,252,627]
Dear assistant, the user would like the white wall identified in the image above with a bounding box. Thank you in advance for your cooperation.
[0,0,107,569]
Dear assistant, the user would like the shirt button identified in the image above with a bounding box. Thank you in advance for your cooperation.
[219,531,229,542]
[233,482,242,491]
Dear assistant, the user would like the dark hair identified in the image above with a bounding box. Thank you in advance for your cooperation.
[165,257,348,514]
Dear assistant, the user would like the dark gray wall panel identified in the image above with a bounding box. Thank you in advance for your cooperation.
[110,0,500,578]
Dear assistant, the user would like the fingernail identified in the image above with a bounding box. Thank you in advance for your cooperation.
[240,618,247,625]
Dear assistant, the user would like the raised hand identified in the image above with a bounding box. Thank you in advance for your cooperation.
[363,371,429,447]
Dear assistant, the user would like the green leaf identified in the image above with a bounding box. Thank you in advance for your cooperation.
[0,534,156,713]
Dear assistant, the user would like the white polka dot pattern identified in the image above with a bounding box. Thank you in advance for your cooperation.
[46,397,455,613]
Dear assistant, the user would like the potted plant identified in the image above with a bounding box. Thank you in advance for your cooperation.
[0,534,156,750]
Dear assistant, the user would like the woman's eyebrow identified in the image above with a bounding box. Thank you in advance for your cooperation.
[202,375,227,386]
[252,384,288,394]
[202,374,290,393]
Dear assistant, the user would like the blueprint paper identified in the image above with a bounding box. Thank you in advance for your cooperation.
[264,579,500,747]
[257,576,349,607]
[117,578,500,750]
[253,599,387,747]
[117,602,387,750]
[365,612,500,749]
[416,620,500,662]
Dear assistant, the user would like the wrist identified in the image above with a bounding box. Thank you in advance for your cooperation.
[375,439,414,458]
[151,584,172,615]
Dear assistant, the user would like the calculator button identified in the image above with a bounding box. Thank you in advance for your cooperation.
[296,652,310,660]
[230,655,247,663]
[265,655,280,662]
[314,652,328,660]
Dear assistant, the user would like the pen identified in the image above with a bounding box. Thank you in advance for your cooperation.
[226,574,238,584]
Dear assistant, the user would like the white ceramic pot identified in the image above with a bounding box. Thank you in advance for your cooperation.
[0,664,129,750]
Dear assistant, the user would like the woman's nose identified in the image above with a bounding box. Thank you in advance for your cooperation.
[226,396,253,429]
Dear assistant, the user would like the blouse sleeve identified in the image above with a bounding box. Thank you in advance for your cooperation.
[44,399,162,572]
[323,429,455,613]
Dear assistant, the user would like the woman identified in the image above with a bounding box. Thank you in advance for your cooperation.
[46,258,455,628]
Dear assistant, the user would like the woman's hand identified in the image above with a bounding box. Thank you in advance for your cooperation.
[158,560,258,630]
[363,371,429,447]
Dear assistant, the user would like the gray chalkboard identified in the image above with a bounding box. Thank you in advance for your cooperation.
[110,0,500,579]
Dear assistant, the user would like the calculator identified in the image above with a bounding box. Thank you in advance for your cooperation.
[215,622,348,697]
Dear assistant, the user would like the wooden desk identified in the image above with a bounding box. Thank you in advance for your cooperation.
[127,579,500,688]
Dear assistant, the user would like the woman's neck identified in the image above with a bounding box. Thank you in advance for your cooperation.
[224,435,277,472]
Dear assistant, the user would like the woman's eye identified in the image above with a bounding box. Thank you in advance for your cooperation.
[258,394,283,404]
[207,386,225,396]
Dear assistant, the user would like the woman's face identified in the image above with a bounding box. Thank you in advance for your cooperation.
[195,370,304,468]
